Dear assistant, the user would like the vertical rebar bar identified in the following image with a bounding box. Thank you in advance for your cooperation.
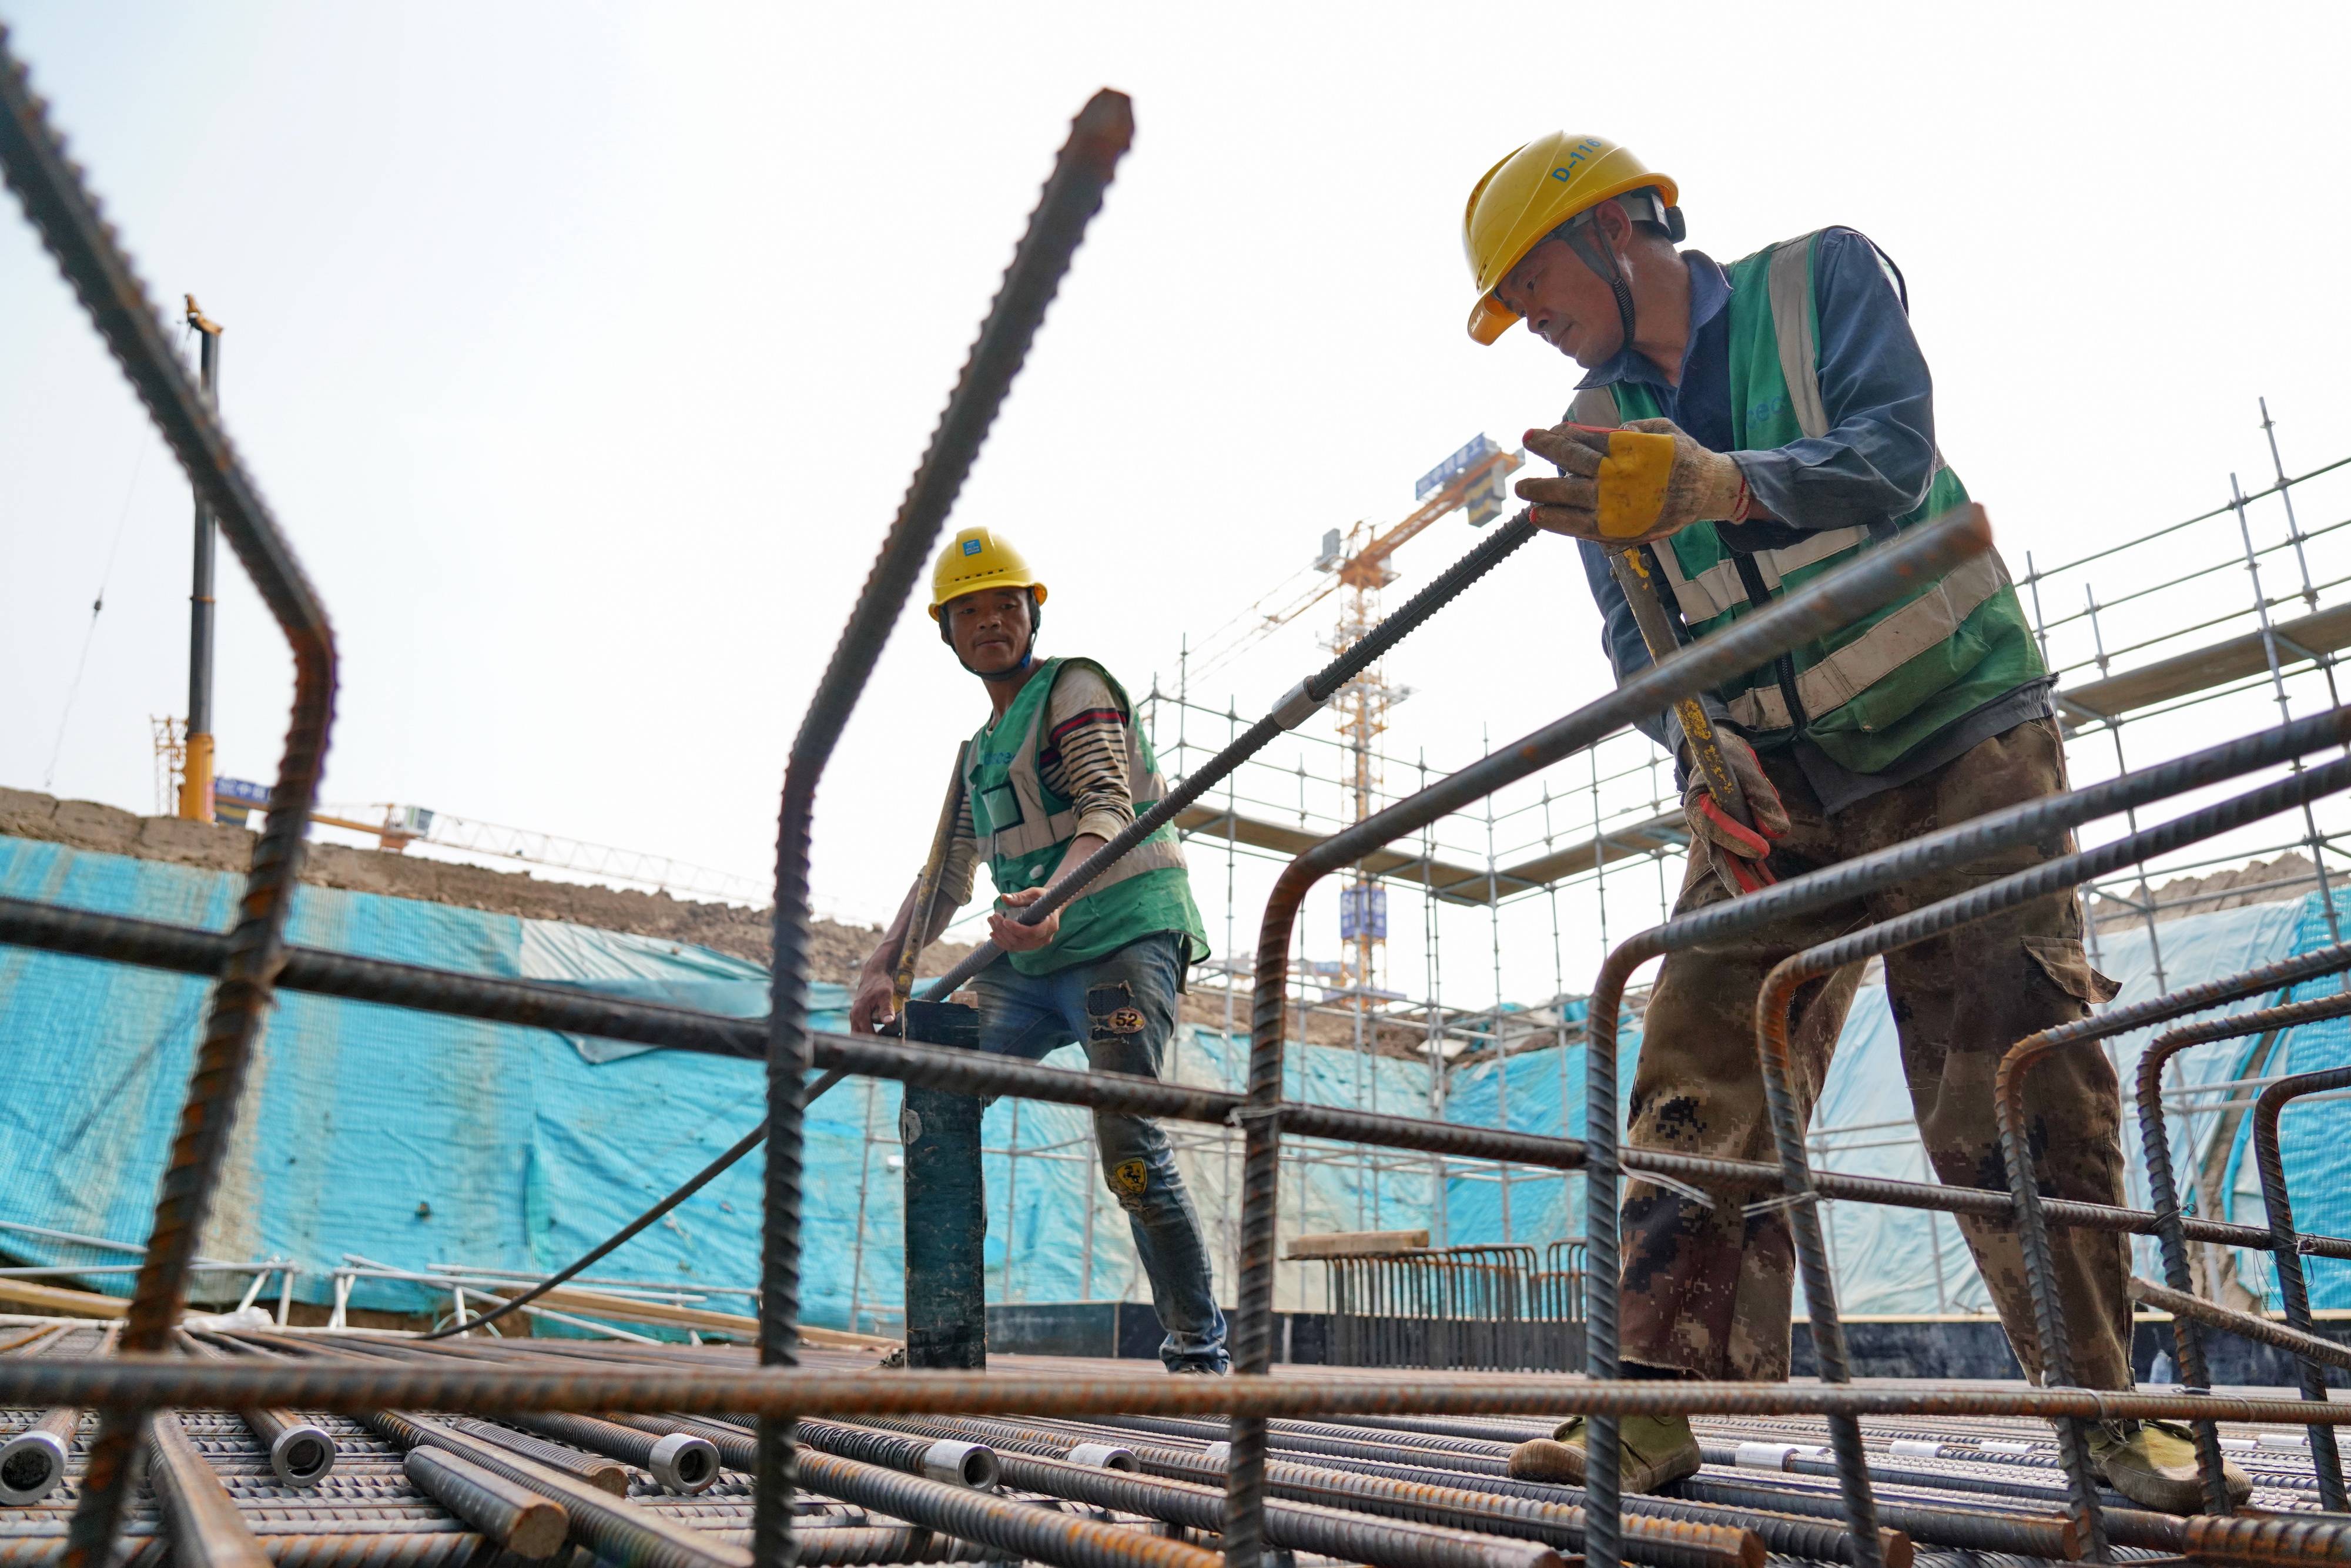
[2250,1064,2351,1509]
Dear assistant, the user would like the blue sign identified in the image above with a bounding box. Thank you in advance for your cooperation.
[1339,884,1388,942]
[215,777,272,806]
[1415,434,1501,502]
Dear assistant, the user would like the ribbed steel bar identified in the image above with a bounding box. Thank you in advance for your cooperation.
[2132,978,2351,1513]
[920,511,1541,1001]
[1758,755,2351,1565]
[866,1413,1766,1568]
[798,1446,1218,1568]
[5,893,2347,1265]
[2252,1064,2351,1508]
[0,29,340,1568]
[0,1534,485,1568]
[2183,1510,2351,1566]
[760,89,1129,1568]
[369,1408,747,1568]
[1569,651,2351,1568]
[433,1418,631,1496]
[1992,936,2351,1547]
[22,1359,2351,1426]
[178,1334,336,1489]
[993,1449,1578,1568]
[2129,1275,2351,1370]
[1234,505,1997,1568]
[1559,716,2351,1515]
[146,1410,269,1568]
[397,1447,567,1559]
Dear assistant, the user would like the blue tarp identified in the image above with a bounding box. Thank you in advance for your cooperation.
[4,835,2349,1329]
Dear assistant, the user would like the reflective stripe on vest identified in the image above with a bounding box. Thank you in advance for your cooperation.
[974,673,1186,894]
[1722,548,2011,731]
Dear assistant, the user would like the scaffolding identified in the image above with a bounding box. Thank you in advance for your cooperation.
[822,407,2351,1325]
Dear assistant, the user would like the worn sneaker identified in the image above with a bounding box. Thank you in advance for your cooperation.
[2088,1419,2250,1514]
[1508,1414,1701,1493]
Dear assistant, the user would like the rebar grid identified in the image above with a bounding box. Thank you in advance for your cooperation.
[8,36,2351,1568]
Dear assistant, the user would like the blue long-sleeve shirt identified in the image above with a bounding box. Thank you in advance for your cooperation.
[1573,227,2050,812]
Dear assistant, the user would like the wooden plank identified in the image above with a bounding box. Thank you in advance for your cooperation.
[2058,600,2351,725]
[1285,1228,1431,1260]
[0,1278,127,1318]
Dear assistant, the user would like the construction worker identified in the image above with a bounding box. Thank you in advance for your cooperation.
[849,526,1228,1375]
[1458,133,2245,1513]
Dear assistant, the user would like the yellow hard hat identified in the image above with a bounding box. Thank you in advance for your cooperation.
[1462,133,1679,346]
[928,526,1048,619]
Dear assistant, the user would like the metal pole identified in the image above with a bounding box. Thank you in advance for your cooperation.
[180,296,222,823]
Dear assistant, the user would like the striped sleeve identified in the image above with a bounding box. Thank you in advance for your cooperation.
[1040,665,1134,846]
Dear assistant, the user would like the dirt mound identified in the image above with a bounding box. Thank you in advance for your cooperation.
[0,786,970,986]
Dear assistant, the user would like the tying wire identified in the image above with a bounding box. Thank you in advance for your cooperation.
[41,425,153,791]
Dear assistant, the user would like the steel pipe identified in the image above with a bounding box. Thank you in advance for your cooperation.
[508,1410,721,1494]
[1233,504,1998,1568]
[0,1411,75,1507]
[2251,1064,2351,1508]
[178,1334,337,1489]
[622,1412,1002,1493]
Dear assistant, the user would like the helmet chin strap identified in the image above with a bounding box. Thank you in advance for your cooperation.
[1560,209,1639,363]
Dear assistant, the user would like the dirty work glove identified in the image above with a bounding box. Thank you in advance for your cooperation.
[1680,729,1787,899]
[1518,417,1752,547]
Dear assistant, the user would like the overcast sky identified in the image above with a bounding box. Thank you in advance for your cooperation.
[6,3,2350,1000]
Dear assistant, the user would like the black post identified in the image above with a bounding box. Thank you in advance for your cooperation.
[180,294,222,822]
[901,1001,987,1368]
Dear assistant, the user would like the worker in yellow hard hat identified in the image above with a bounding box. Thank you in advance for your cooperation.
[849,525,1224,1373]
[1461,134,2242,1513]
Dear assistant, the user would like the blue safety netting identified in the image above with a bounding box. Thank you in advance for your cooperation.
[4,833,2349,1330]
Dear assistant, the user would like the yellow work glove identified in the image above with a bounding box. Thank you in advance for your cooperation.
[1518,417,1752,546]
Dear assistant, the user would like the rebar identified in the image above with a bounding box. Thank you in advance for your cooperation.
[634,1413,1000,1492]
[758,89,1131,1568]
[2184,1511,2351,1566]
[2131,975,2351,1513]
[436,1418,630,1496]
[0,1411,76,1508]
[178,1336,336,1490]
[795,1446,1217,1568]
[507,1410,721,1495]
[397,1446,566,1559]
[369,1409,747,1568]
[997,1448,1579,1568]
[1235,505,1998,1568]
[0,30,339,1568]
[2251,1064,2351,1508]
[146,1411,269,1568]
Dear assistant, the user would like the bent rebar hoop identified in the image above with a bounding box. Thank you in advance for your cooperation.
[2251,1064,2351,1509]
[1228,504,1994,1568]
[1575,705,2351,1568]
[755,88,1133,1568]
[0,29,339,1568]
[1743,754,2351,1567]
[2131,971,2351,1513]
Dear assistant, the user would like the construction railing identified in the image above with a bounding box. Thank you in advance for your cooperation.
[1306,1243,1585,1373]
[8,43,2351,1568]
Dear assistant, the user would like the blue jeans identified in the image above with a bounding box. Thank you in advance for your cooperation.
[969,932,1228,1373]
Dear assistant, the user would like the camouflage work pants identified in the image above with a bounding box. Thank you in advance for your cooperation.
[1622,716,2135,1389]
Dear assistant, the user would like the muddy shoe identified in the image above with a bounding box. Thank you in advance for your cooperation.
[2088,1419,2250,1513]
[1509,1414,1700,1493]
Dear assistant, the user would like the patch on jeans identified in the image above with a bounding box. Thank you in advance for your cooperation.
[1110,1158,1150,1212]
[1087,981,1146,1037]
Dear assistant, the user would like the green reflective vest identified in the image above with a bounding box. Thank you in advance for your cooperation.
[1580,230,2044,776]
[966,656,1209,977]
